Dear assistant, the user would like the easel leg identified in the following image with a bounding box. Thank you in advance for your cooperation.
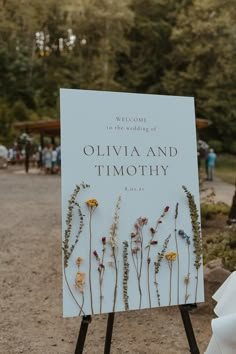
[74,315,92,354]
[104,312,115,354]
[179,305,200,354]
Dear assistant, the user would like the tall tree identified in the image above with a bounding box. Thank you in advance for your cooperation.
[162,0,236,144]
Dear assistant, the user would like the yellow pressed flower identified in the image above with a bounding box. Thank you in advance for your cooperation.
[165,252,177,262]
[85,199,98,207]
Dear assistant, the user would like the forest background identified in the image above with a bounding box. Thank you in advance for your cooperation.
[0,0,236,151]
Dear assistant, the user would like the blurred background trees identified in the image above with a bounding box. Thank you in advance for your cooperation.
[0,0,235,149]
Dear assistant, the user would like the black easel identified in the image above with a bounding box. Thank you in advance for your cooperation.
[75,305,199,354]
[179,304,200,354]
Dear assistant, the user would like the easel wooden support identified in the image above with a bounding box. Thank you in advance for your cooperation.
[75,305,199,354]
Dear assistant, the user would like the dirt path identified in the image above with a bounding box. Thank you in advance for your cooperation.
[200,177,235,206]
[0,167,221,353]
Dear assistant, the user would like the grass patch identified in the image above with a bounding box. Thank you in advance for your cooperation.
[215,154,236,185]
[201,202,230,219]
[201,202,230,227]
[203,229,236,271]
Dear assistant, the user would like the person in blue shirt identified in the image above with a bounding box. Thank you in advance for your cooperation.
[207,148,217,181]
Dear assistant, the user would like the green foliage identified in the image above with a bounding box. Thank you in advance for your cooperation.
[204,230,236,271]
[228,142,236,155]
[162,0,236,145]
[201,202,230,223]
[0,0,235,146]
[214,154,236,185]
[0,100,13,144]
[201,201,230,227]
[208,139,223,153]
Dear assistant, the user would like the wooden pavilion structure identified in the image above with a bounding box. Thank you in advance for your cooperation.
[14,120,60,147]
[14,118,211,147]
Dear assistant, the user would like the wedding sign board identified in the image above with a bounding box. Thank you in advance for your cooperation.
[60,89,204,318]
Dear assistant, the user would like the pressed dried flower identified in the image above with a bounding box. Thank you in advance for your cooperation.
[182,185,202,302]
[184,276,190,285]
[130,216,147,309]
[178,229,191,304]
[123,241,129,311]
[63,183,89,316]
[109,195,121,249]
[63,182,89,268]
[150,240,158,245]
[75,272,86,286]
[102,237,106,245]
[165,251,177,305]
[93,250,99,258]
[85,198,98,207]
[109,195,121,312]
[154,234,171,306]
[165,252,177,262]
[76,257,83,266]
[86,197,99,315]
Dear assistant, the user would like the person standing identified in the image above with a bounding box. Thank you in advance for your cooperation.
[43,145,52,174]
[51,146,58,174]
[207,148,217,181]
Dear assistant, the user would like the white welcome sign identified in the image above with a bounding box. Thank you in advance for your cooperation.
[60,89,204,317]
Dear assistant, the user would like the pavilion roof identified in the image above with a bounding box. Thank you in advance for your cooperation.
[14,120,60,136]
[14,117,211,137]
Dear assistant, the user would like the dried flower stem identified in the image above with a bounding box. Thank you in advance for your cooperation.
[130,239,141,304]
[182,186,202,303]
[109,196,121,313]
[185,243,190,303]
[139,228,144,309]
[63,267,85,315]
[112,248,118,313]
[178,229,191,303]
[130,218,147,309]
[167,260,173,306]
[146,206,169,308]
[94,241,106,313]
[63,183,89,268]
[147,252,151,308]
[99,247,106,313]
[123,241,129,311]
[62,183,88,317]
[74,257,85,315]
[174,203,180,304]
[86,200,98,315]
[165,252,177,306]
[154,234,171,306]
[88,209,94,314]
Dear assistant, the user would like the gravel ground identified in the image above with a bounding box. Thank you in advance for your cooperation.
[0,167,215,354]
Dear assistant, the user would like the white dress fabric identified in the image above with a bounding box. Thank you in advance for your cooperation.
[205,271,236,354]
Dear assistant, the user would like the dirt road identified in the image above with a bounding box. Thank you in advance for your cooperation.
[0,167,218,353]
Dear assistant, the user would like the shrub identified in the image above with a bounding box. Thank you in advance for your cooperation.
[204,230,236,271]
[228,142,236,155]
[208,139,224,153]
[201,202,230,221]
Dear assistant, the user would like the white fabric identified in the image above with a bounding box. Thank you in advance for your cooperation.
[205,272,236,354]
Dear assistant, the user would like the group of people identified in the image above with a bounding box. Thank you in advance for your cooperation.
[0,141,61,174]
[40,145,61,174]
